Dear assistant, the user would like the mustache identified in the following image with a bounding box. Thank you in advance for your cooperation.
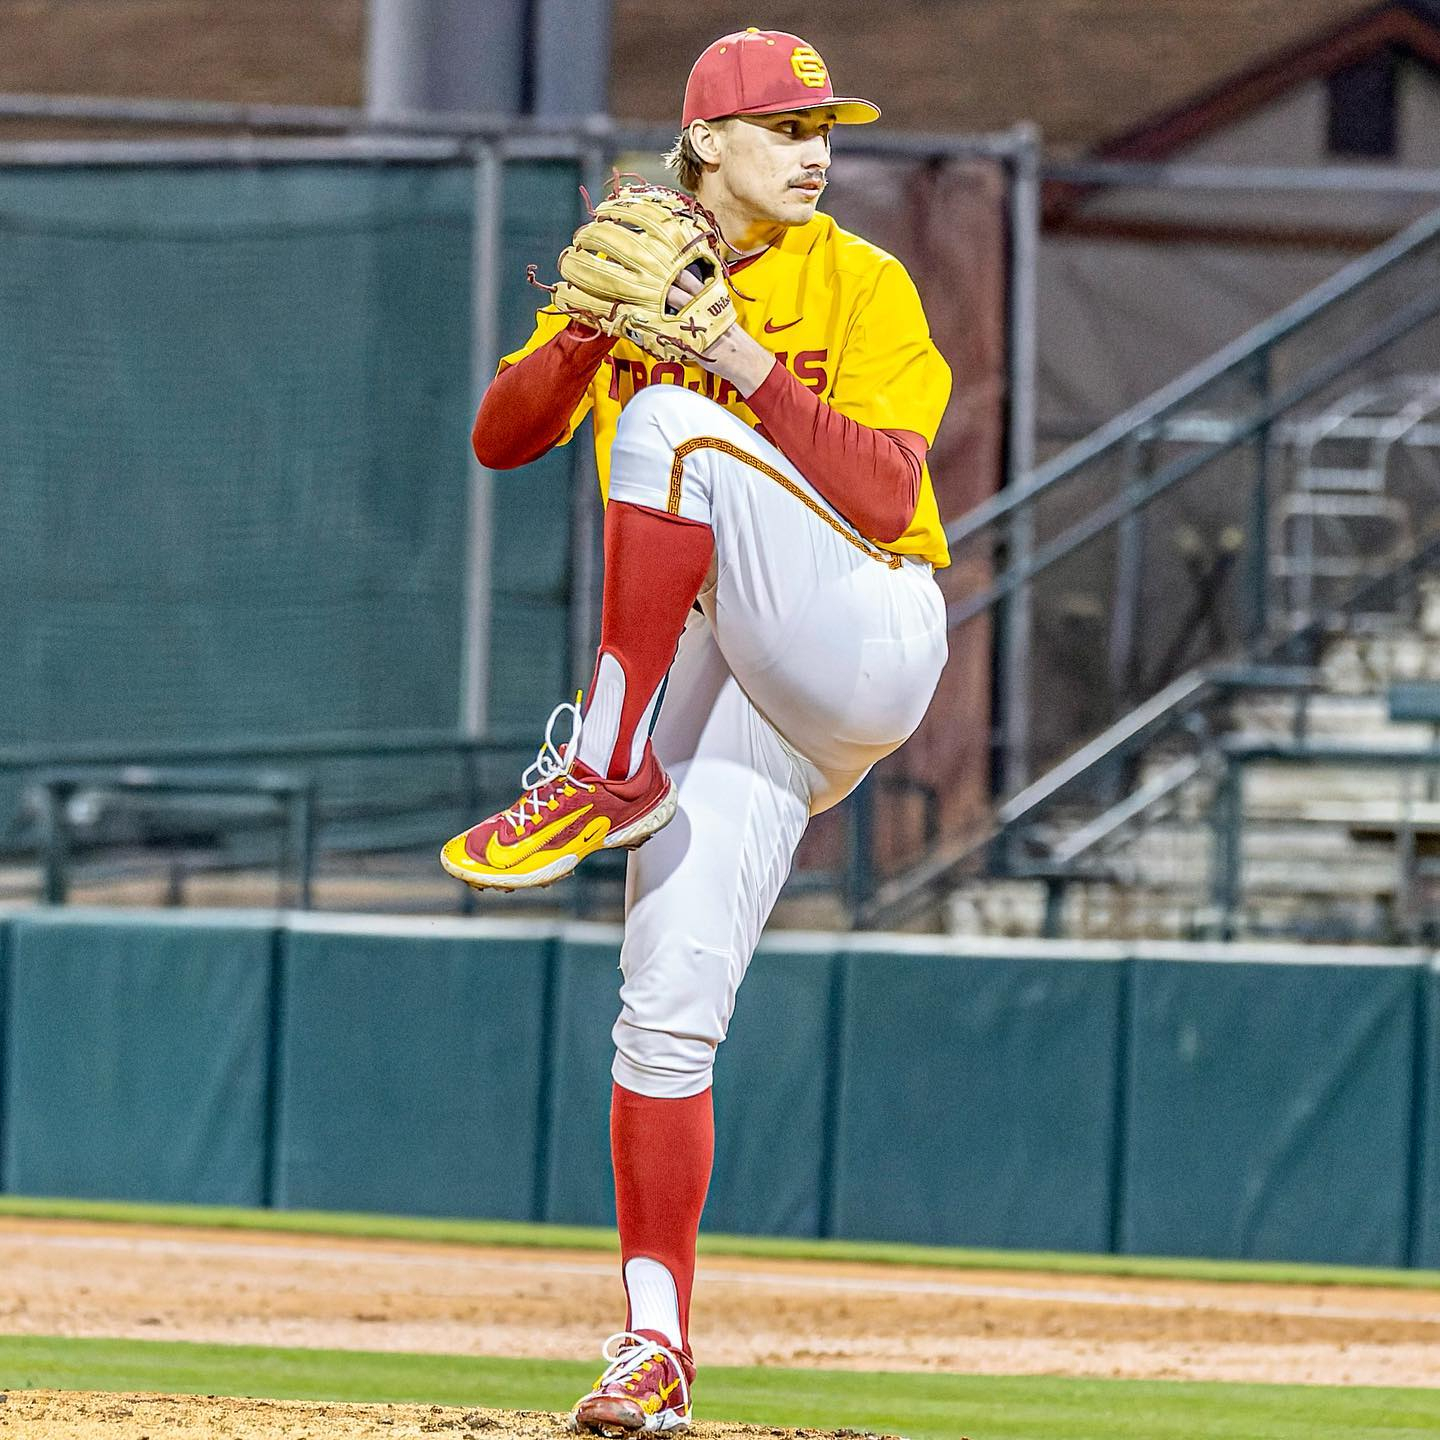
[790,173,827,189]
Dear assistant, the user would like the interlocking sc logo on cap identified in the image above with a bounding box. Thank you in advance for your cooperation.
[680,28,880,127]
[789,46,829,88]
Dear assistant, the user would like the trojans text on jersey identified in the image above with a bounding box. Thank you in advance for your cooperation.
[603,349,831,416]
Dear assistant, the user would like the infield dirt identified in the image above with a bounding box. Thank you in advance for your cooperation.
[4,1211,1440,1440]
[4,1217,1440,1389]
[0,1391,906,1439]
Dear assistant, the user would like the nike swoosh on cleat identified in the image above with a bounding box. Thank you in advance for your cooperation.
[763,317,802,333]
[483,804,593,868]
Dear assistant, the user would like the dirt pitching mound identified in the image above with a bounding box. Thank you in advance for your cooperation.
[0,1392,904,1440]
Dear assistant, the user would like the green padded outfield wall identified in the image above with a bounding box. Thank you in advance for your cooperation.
[1,910,277,1205]
[0,916,9,1188]
[828,940,1126,1251]
[272,916,553,1219]
[0,160,582,832]
[1414,959,1440,1267]
[1120,945,1425,1266]
[540,932,630,1228]
[541,933,838,1236]
[706,939,837,1238]
[5,911,1440,1266]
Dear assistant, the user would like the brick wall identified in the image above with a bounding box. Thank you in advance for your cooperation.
[614,0,1379,148]
[0,0,363,109]
[0,0,1392,147]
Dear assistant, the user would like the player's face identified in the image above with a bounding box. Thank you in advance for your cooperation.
[714,110,834,226]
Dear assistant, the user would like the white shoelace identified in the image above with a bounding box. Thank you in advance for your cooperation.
[503,697,593,829]
[594,1330,691,1414]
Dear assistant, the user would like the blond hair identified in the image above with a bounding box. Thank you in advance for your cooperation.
[664,122,724,193]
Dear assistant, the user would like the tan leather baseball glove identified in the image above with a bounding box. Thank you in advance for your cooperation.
[531,179,736,364]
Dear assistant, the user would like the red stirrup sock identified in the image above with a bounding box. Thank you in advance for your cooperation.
[576,501,713,781]
[611,1081,714,1359]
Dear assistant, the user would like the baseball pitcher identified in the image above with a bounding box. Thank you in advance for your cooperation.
[444,28,950,1434]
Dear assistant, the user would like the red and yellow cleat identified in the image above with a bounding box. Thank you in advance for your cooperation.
[441,700,676,892]
[569,1332,694,1435]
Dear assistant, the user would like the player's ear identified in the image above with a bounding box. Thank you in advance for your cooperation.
[687,118,725,168]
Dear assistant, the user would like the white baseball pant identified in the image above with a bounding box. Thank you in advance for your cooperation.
[605,385,947,1099]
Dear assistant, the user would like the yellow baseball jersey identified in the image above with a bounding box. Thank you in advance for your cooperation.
[500,211,952,568]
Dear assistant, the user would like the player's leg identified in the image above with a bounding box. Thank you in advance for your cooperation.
[607,384,948,809]
[443,381,941,884]
[442,409,720,894]
[573,500,714,783]
[569,389,943,1432]
[571,615,810,1435]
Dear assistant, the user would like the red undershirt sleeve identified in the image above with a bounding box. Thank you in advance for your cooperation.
[744,360,927,545]
[472,322,616,469]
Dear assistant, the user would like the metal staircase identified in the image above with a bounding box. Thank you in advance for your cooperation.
[860,202,1440,934]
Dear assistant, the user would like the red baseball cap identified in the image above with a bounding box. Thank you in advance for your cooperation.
[682,28,880,128]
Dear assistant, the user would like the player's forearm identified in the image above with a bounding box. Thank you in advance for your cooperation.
[744,362,925,544]
[695,323,779,400]
[472,322,615,469]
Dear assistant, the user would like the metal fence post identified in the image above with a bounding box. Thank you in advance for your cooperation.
[1109,427,1155,712]
[1209,755,1243,940]
[38,778,70,906]
[568,143,610,692]
[1041,875,1068,939]
[291,781,317,911]
[461,140,504,739]
[844,778,876,919]
[997,125,1041,801]
[1247,347,1273,643]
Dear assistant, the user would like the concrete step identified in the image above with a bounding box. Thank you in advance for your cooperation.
[945,873,1424,942]
[948,615,1440,942]
[1116,815,1415,882]
[1222,690,1440,744]
[1319,631,1440,692]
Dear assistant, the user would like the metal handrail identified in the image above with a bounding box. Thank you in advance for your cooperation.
[857,665,1318,927]
[1048,754,1207,868]
[33,765,318,908]
[865,518,1440,928]
[1208,739,1440,942]
[945,201,1440,548]
[0,730,545,912]
[0,727,531,773]
[949,282,1440,625]
[0,91,1036,161]
[868,201,1440,927]
[1045,160,1440,195]
[0,136,472,166]
[993,670,1211,826]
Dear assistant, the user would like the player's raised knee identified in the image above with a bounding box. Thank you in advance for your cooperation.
[614,380,726,440]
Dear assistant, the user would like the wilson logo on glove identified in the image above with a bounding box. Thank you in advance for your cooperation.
[527,174,737,365]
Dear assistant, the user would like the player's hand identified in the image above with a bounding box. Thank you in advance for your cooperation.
[665,266,704,318]
[668,269,776,399]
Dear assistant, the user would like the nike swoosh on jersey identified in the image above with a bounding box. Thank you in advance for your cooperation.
[484,804,594,868]
[763,317,802,333]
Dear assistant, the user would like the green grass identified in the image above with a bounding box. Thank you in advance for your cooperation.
[3,1193,1439,1292]
[0,1335,1436,1440]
